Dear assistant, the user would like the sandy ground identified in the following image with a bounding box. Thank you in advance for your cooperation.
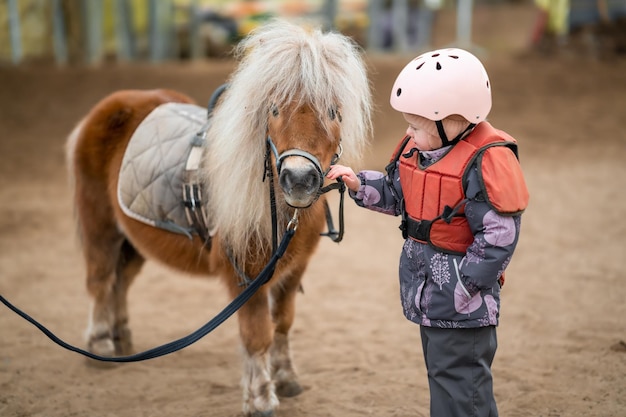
[1,3,625,417]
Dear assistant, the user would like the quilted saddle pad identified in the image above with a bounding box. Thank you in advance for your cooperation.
[118,102,209,237]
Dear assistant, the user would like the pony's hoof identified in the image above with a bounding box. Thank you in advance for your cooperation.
[113,327,133,355]
[276,380,303,398]
[114,339,133,356]
[88,337,115,356]
[86,338,118,368]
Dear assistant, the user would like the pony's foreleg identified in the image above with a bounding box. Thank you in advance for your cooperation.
[270,271,305,398]
[230,281,280,417]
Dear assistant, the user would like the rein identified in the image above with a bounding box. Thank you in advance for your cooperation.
[0,225,296,363]
[266,135,346,243]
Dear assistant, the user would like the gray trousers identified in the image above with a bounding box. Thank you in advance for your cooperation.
[420,326,498,417]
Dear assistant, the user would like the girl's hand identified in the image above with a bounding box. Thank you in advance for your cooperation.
[327,165,360,192]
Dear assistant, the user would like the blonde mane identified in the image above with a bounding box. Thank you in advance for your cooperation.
[204,20,372,259]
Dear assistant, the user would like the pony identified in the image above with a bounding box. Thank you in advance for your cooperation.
[65,20,372,417]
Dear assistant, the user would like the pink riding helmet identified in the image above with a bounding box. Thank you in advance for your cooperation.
[389,48,492,123]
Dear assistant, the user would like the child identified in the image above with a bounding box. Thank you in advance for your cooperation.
[327,48,529,416]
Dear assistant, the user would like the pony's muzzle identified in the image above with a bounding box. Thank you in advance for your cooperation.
[279,163,322,208]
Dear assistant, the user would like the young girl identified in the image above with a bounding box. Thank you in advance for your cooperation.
[327,48,529,416]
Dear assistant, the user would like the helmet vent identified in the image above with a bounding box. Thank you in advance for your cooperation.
[449,55,459,59]
[436,62,442,70]
[416,62,424,70]
[396,88,402,97]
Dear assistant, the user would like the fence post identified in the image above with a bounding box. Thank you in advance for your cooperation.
[7,0,22,64]
[114,0,136,61]
[453,0,484,54]
[367,0,384,51]
[188,0,203,60]
[149,0,173,62]
[81,0,103,64]
[322,0,339,31]
[392,0,411,52]
[457,0,472,47]
[52,0,68,65]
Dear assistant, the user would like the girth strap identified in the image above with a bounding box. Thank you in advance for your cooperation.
[183,126,213,248]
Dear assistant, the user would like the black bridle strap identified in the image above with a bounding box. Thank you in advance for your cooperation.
[228,140,288,287]
[319,179,345,242]
[264,139,279,253]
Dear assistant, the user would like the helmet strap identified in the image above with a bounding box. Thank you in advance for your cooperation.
[435,120,476,147]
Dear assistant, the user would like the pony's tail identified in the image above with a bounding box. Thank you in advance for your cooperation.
[64,118,86,243]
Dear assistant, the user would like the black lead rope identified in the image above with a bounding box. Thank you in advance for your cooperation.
[0,228,295,363]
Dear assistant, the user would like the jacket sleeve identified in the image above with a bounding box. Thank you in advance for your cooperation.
[348,164,404,216]
[458,165,522,294]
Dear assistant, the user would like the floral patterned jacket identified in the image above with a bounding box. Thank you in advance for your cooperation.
[350,146,522,328]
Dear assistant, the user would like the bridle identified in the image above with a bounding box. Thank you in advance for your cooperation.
[265,135,344,199]
[264,135,346,238]
[225,136,346,289]
[211,84,347,287]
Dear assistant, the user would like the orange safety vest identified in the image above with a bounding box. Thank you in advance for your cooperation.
[394,121,529,255]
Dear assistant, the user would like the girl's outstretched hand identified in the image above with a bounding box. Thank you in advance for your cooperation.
[327,165,360,192]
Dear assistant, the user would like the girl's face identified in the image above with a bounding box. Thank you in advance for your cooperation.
[403,113,442,151]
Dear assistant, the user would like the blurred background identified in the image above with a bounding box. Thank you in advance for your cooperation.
[1,0,626,65]
[1,2,626,417]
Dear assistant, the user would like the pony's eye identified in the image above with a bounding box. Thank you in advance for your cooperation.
[329,107,341,122]
[271,105,279,117]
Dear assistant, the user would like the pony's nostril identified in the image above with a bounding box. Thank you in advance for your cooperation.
[304,170,320,190]
[279,167,320,194]
[279,169,294,190]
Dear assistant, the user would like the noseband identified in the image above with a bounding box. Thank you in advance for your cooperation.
[265,135,342,194]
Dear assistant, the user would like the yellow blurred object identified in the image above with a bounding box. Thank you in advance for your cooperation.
[354,12,369,29]
[336,12,369,31]
[238,19,261,36]
[534,0,569,35]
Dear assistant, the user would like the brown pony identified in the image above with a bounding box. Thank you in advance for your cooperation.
[66,20,372,417]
